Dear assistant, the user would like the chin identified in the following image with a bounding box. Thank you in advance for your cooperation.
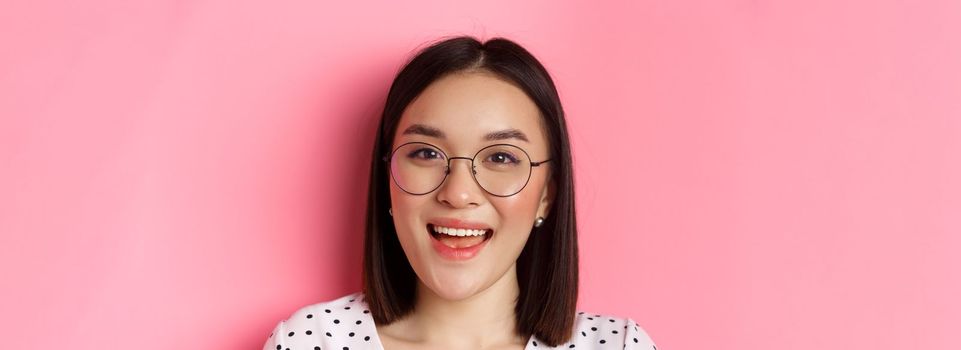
[422,269,488,301]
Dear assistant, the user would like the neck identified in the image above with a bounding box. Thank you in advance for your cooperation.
[408,263,527,348]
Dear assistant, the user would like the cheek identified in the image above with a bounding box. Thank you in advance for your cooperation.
[490,172,550,225]
[388,185,418,236]
[492,189,542,226]
[387,183,445,248]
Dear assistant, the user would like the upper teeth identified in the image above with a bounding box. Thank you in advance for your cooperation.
[432,225,488,237]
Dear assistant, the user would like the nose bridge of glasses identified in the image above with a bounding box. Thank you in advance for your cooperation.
[437,155,485,200]
[445,156,476,175]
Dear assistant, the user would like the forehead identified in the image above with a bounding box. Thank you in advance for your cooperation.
[394,71,548,154]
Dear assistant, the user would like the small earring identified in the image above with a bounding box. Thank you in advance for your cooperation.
[533,216,545,228]
[388,208,393,216]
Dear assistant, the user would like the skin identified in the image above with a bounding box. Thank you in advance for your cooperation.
[375,70,556,350]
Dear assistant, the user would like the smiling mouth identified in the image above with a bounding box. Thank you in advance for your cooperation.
[426,224,493,248]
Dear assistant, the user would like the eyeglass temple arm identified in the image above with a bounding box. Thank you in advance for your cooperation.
[531,159,552,167]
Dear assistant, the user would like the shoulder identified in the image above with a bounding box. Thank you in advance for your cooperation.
[533,311,656,349]
[262,291,378,350]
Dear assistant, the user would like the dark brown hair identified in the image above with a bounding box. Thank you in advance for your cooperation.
[361,35,578,347]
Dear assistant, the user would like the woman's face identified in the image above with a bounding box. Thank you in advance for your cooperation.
[388,71,554,301]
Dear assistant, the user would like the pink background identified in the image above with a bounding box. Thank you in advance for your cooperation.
[2,0,959,349]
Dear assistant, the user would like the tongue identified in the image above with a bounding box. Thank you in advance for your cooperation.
[437,233,487,248]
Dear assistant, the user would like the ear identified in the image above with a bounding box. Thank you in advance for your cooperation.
[537,177,556,218]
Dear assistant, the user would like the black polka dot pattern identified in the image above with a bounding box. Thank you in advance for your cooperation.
[262,291,657,350]
[520,309,657,349]
[261,292,377,350]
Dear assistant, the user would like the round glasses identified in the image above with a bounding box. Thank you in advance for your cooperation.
[383,142,552,197]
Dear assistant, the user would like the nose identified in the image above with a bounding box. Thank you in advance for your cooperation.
[436,157,484,208]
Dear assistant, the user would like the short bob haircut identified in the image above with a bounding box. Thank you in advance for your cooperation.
[362,36,579,347]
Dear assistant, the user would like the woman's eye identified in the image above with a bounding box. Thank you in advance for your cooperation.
[489,152,519,164]
[408,148,442,159]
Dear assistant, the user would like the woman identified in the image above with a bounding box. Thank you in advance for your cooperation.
[263,36,656,350]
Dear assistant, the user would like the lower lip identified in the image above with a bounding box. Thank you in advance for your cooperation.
[428,226,491,261]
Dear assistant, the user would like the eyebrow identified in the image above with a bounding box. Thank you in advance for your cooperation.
[401,123,529,142]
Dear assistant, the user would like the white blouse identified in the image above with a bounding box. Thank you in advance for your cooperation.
[263,292,657,350]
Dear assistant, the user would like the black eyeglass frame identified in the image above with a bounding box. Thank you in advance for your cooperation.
[382,141,552,197]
